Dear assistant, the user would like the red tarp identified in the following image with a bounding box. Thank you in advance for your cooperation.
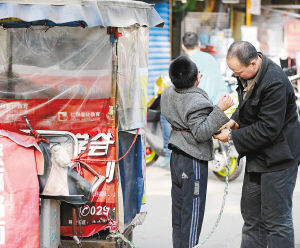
[0,130,40,248]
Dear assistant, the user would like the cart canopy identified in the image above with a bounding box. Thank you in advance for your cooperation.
[0,0,164,28]
[0,0,156,238]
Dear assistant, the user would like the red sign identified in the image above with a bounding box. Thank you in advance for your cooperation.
[285,20,300,58]
[0,98,117,237]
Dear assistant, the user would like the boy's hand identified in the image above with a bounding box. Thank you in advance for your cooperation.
[224,119,239,130]
[217,95,233,111]
[213,128,230,142]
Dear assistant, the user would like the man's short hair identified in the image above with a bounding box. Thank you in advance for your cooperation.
[182,32,199,50]
[227,41,258,66]
[169,55,198,89]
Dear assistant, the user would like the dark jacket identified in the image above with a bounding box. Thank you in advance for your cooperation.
[231,53,300,172]
[161,86,229,161]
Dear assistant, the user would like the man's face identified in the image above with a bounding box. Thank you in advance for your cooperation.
[226,56,257,80]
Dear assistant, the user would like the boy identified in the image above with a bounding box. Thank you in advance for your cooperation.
[161,55,233,248]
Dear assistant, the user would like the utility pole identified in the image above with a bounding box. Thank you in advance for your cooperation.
[246,0,251,26]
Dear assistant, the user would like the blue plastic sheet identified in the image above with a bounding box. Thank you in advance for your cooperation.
[118,131,145,228]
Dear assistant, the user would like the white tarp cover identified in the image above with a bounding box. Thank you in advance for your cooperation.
[0,0,164,27]
[0,26,149,130]
[0,0,81,4]
[117,27,149,130]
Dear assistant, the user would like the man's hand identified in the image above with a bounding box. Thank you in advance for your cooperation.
[224,119,239,130]
[213,128,230,142]
[217,94,234,111]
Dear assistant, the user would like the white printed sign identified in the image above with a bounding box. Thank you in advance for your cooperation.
[250,0,261,15]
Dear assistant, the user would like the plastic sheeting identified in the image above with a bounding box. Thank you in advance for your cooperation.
[0,26,148,131]
[0,1,164,28]
[0,24,150,236]
[0,27,113,102]
[117,27,149,130]
[0,26,117,237]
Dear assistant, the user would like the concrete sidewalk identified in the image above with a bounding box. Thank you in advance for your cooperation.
[134,159,300,248]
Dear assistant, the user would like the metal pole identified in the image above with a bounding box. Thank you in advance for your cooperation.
[110,28,119,230]
[230,4,234,31]
[7,30,14,99]
[72,208,78,237]
[246,0,252,26]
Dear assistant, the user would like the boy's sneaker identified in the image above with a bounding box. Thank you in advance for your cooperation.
[160,156,170,167]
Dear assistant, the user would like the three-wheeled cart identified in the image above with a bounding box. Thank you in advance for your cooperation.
[0,1,163,247]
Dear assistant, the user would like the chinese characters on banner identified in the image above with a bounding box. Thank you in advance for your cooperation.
[0,97,117,237]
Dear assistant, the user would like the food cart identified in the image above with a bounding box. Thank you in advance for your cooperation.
[0,1,163,247]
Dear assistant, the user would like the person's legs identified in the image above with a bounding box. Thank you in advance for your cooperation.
[240,171,267,248]
[261,165,298,248]
[170,150,208,248]
[170,151,183,248]
[170,151,208,248]
[181,159,208,248]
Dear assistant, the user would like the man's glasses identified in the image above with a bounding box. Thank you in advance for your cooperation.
[198,71,203,79]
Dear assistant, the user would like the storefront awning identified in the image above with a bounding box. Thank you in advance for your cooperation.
[0,0,164,28]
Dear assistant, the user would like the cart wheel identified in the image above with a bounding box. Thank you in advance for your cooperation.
[146,145,158,166]
[213,157,245,181]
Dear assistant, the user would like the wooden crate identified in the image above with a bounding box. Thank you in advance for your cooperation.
[60,239,118,248]
[60,228,133,248]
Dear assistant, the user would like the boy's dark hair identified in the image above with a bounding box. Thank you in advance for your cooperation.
[182,32,199,50]
[169,55,198,89]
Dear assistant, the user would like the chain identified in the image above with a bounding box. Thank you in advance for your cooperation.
[82,142,231,248]
[76,209,83,248]
[193,142,231,248]
[73,235,83,248]
[72,208,83,248]
[106,142,231,248]
[107,232,137,248]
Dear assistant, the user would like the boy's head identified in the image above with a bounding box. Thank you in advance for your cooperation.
[169,55,198,89]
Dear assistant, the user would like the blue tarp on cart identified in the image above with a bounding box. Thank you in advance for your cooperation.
[118,131,145,228]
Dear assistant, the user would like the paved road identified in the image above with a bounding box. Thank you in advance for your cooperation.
[134,157,300,248]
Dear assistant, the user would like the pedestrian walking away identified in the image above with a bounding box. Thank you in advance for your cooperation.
[182,32,228,105]
[214,41,300,248]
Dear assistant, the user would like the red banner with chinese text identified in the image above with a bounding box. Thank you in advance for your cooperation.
[0,98,117,237]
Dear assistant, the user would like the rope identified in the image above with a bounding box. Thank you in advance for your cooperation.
[71,129,140,247]
[193,142,231,248]
[72,128,140,164]
[72,128,230,248]
[102,129,139,248]
[107,232,136,248]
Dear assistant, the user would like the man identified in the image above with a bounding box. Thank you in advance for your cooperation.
[215,41,300,248]
[182,32,228,105]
